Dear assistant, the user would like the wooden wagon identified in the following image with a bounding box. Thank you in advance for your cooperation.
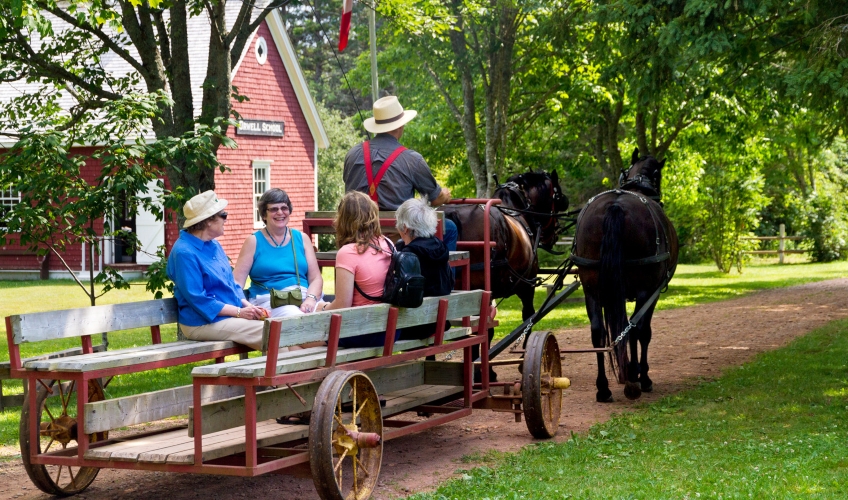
[4,206,572,499]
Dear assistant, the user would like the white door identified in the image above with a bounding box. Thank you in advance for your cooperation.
[135,179,165,265]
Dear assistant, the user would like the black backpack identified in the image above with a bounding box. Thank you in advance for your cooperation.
[354,238,426,308]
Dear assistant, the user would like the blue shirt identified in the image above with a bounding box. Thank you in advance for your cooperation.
[166,231,245,326]
[246,229,309,298]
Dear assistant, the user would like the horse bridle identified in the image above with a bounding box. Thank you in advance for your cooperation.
[619,166,661,202]
[495,174,568,235]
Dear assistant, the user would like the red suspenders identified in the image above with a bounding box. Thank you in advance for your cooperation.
[363,141,406,204]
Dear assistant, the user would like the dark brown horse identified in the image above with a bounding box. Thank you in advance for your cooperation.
[572,149,678,402]
[442,170,568,320]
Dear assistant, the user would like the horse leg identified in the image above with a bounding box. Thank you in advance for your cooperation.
[586,293,612,402]
[638,308,656,393]
[631,295,658,394]
[623,331,642,400]
[517,283,536,322]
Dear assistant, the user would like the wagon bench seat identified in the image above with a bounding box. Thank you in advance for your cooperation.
[23,340,238,372]
[191,328,470,378]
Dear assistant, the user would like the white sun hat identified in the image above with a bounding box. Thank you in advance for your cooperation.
[363,96,418,134]
[183,190,228,228]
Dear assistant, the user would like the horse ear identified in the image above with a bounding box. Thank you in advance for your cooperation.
[658,159,666,170]
[631,147,640,165]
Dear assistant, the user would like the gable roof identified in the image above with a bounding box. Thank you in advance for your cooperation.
[0,3,327,149]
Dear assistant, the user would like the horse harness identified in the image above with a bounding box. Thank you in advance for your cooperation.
[569,188,676,348]
[569,189,670,269]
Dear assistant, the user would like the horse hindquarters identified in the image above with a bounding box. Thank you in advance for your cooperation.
[599,203,630,386]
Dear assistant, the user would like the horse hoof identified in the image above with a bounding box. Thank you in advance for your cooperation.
[640,381,653,393]
[624,381,642,400]
[596,392,614,403]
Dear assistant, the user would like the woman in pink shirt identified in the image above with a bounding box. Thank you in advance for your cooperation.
[316,191,397,347]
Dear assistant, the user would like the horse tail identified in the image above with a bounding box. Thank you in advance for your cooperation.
[599,203,628,383]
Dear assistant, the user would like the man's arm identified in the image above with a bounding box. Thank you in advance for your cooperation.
[431,187,451,207]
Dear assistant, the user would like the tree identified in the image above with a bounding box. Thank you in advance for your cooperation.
[0,0,288,201]
[376,0,585,196]
[0,92,226,305]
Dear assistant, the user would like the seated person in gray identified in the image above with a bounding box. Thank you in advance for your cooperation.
[394,197,453,341]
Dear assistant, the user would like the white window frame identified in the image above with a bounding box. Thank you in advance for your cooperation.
[255,36,268,65]
[0,183,21,229]
[253,160,272,229]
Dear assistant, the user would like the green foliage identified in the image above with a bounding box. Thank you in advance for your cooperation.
[313,102,364,250]
[802,191,848,262]
[0,92,231,303]
[696,154,768,273]
[413,317,848,499]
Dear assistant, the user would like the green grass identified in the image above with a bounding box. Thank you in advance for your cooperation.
[410,318,848,499]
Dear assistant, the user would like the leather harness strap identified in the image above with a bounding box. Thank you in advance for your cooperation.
[363,141,407,204]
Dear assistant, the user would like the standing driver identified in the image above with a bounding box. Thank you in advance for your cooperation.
[343,95,458,252]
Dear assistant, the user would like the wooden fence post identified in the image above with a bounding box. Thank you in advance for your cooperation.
[779,223,785,264]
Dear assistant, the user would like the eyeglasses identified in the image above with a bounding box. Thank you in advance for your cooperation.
[217,212,228,220]
[267,206,291,214]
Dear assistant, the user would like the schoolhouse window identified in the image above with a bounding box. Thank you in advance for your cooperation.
[0,184,20,228]
[252,160,272,228]
[255,37,268,65]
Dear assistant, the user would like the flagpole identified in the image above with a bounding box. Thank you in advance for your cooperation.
[369,0,379,101]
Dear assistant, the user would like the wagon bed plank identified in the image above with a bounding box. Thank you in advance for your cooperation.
[381,384,464,417]
[87,382,464,465]
[86,427,190,461]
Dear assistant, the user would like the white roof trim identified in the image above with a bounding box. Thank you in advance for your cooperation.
[264,9,329,149]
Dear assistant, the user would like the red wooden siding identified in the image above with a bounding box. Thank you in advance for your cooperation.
[215,20,317,258]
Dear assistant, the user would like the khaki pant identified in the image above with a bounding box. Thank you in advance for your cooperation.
[180,318,266,351]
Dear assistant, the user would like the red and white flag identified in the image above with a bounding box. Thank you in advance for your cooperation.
[339,0,354,51]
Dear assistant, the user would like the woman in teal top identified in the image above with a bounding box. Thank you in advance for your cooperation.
[234,188,323,318]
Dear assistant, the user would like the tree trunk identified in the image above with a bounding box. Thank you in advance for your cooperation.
[448,0,488,197]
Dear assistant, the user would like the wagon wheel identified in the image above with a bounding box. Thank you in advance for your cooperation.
[309,371,383,500]
[20,378,107,496]
[522,331,569,439]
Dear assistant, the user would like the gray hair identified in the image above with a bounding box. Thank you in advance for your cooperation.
[396,196,438,239]
[258,188,293,222]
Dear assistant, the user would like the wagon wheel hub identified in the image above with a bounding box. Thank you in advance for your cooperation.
[541,375,571,391]
[39,414,77,445]
[332,422,361,456]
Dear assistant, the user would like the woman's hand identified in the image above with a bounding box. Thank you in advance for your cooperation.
[300,296,318,313]
[239,305,270,320]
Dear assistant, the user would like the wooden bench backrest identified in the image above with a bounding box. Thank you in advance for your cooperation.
[303,210,444,235]
[262,290,483,351]
[7,298,178,345]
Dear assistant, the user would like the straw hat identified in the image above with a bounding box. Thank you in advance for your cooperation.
[363,96,418,134]
[183,190,228,228]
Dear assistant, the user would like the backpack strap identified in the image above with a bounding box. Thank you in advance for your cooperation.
[352,237,394,302]
[363,141,407,204]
